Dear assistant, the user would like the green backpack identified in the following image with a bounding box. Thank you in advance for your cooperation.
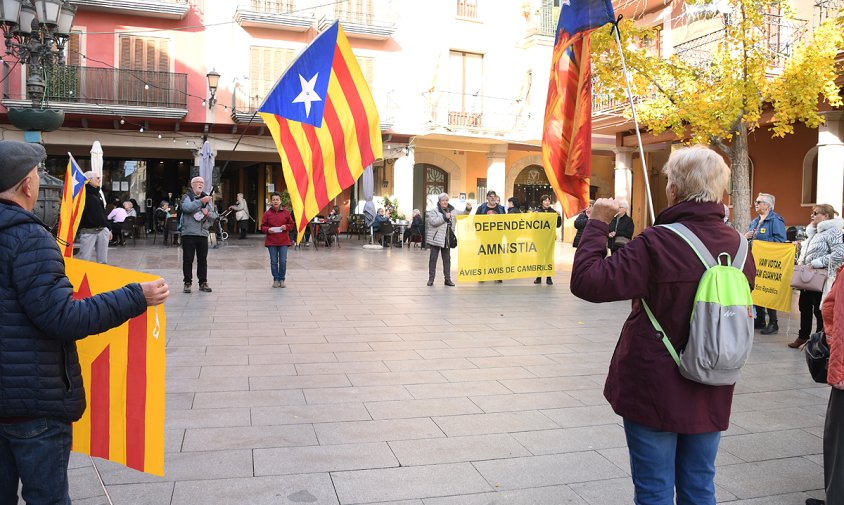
[642,223,754,386]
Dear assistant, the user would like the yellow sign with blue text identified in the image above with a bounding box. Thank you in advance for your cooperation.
[455,214,557,282]
[750,241,796,312]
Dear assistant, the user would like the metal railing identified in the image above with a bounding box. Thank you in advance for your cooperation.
[235,86,398,126]
[457,0,477,18]
[814,0,843,27]
[2,65,188,108]
[241,0,296,14]
[674,28,727,68]
[424,91,529,134]
[538,0,559,37]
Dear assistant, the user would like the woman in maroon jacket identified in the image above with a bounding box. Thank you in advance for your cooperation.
[261,192,294,288]
[571,146,755,505]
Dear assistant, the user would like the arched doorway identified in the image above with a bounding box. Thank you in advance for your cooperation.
[420,164,449,212]
[513,165,553,211]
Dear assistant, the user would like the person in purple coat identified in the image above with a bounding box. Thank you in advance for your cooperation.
[571,145,755,505]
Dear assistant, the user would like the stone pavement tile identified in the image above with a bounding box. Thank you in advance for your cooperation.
[467,355,558,368]
[165,429,185,453]
[204,344,291,356]
[304,385,414,404]
[102,482,174,505]
[415,348,501,359]
[715,457,824,499]
[406,381,511,399]
[347,371,448,387]
[565,388,608,406]
[469,391,582,413]
[388,433,531,466]
[325,333,404,343]
[332,463,493,504]
[597,443,744,474]
[731,389,829,412]
[500,376,604,393]
[296,361,390,375]
[69,451,92,469]
[719,429,822,462]
[289,342,375,353]
[524,363,612,377]
[546,351,613,366]
[249,374,351,390]
[730,406,826,432]
[168,337,251,348]
[422,486,587,505]
[182,424,317,451]
[432,411,558,437]
[251,403,372,425]
[513,425,627,455]
[493,344,577,356]
[365,398,483,420]
[741,361,816,378]
[314,418,445,445]
[166,366,201,379]
[335,350,424,362]
[719,492,826,504]
[192,389,305,409]
[253,441,398,476]
[368,340,450,351]
[247,335,330,346]
[68,497,109,505]
[68,466,105,501]
[444,338,523,348]
[166,392,195,410]
[198,364,297,378]
[97,449,253,484]
[165,407,251,429]
[383,358,476,372]
[167,354,249,367]
[540,405,622,428]
[805,426,825,438]
[170,474,339,505]
[440,367,535,382]
[472,452,627,489]
[249,352,338,365]
[166,376,249,394]
[734,374,821,394]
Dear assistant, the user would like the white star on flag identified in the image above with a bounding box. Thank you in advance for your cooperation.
[292,73,321,118]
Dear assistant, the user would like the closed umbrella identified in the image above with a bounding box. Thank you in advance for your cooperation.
[199,140,214,189]
[362,164,375,227]
[90,141,106,208]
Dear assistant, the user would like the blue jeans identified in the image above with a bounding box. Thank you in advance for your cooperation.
[623,418,721,505]
[268,246,288,282]
[0,417,72,505]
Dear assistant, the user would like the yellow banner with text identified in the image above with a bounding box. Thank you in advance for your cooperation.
[750,241,796,313]
[455,214,557,282]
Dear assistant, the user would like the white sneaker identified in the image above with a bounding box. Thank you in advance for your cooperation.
[272,280,279,288]
[279,280,285,288]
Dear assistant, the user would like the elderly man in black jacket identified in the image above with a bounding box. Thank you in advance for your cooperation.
[76,171,112,263]
[0,141,169,505]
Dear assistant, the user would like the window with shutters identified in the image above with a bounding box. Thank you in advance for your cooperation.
[249,46,296,111]
[448,50,483,127]
[335,0,374,25]
[118,35,172,107]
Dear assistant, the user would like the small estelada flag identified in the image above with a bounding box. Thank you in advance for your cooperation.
[56,154,87,257]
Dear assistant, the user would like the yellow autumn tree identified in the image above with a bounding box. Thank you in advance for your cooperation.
[591,1,843,232]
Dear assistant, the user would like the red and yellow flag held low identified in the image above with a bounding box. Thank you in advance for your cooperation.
[65,259,167,476]
[258,21,382,239]
[56,154,86,257]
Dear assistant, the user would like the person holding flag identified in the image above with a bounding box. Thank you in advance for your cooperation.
[0,140,170,505]
[76,171,112,264]
[55,154,87,257]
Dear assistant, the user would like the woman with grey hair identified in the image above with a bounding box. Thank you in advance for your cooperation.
[405,208,423,244]
[425,193,456,286]
[571,145,755,504]
[745,192,787,334]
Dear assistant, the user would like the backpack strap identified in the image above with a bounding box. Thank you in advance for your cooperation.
[659,223,717,269]
[641,299,681,366]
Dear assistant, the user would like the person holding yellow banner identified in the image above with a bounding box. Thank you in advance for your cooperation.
[534,194,562,285]
[745,193,787,335]
[0,140,170,505]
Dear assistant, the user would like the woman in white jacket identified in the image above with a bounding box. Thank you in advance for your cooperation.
[790,204,844,348]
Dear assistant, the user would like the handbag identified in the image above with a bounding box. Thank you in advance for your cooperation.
[447,225,458,249]
[614,236,631,247]
[790,264,828,292]
[805,330,829,384]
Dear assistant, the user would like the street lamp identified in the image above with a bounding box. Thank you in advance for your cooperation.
[206,68,220,109]
[0,0,76,131]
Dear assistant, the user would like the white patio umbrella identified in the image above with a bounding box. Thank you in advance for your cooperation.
[90,141,105,207]
[362,164,375,227]
[199,140,214,190]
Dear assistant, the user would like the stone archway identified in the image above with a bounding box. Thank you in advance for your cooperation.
[506,154,543,197]
[414,151,464,212]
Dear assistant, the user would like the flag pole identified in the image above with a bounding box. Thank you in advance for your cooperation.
[610,21,656,225]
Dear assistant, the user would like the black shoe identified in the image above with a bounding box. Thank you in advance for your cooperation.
[183,283,192,294]
[754,319,766,329]
[534,277,541,284]
[198,282,213,293]
[761,322,779,335]
[495,280,503,284]
[444,280,455,287]
[806,499,825,505]
[546,277,553,285]
[427,279,434,286]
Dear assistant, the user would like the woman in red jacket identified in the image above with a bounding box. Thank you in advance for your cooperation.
[815,271,844,505]
[571,146,755,504]
[260,192,294,288]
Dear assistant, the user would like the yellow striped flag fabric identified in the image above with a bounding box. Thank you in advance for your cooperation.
[56,154,86,257]
[65,258,167,476]
[258,21,382,237]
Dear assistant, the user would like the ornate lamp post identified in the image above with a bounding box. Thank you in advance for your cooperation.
[0,0,77,132]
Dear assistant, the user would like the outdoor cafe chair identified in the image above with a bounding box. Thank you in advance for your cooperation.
[166,218,181,246]
[119,216,136,246]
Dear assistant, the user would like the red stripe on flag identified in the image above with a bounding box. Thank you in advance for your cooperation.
[277,117,311,233]
[90,346,110,459]
[323,97,355,189]
[331,50,375,167]
[302,124,330,210]
[126,313,147,471]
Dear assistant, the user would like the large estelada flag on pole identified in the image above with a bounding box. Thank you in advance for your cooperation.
[56,154,86,257]
[258,21,382,238]
[66,258,167,476]
[542,0,615,218]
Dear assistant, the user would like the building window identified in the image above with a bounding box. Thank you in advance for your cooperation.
[336,0,375,25]
[249,46,296,112]
[356,55,375,89]
[118,35,172,107]
[457,0,477,18]
[448,50,483,128]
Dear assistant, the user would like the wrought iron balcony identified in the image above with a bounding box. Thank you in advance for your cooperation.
[1,65,188,119]
[423,91,532,136]
[234,0,314,32]
[71,0,189,20]
[814,0,843,27]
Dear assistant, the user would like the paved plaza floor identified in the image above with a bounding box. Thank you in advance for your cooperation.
[57,234,827,505]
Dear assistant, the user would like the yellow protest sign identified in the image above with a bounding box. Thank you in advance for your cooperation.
[750,241,796,313]
[65,258,166,476]
[455,213,557,282]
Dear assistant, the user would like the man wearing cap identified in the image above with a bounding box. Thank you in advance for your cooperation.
[77,171,112,263]
[0,140,170,504]
[181,176,218,293]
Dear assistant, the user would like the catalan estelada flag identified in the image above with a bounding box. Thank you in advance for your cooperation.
[56,154,87,257]
[65,258,166,476]
[258,21,382,238]
[542,0,614,218]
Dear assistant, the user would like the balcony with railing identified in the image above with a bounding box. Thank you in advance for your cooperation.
[457,0,478,18]
[814,0,843,27]
[234,0,314,32]
[423,91,532,137]
[317,2,396,40]
[71,0,189,20]
[1,65,188,119]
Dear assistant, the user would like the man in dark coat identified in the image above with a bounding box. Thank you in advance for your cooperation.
[76,171,112,263]
[0,140,169,505]
[476,190,506,215]
[572,200,593,248]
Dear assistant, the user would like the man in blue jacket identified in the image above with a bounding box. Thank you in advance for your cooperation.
[0,141,169,505]
[745,192,787,335]
[476,190,506,215]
